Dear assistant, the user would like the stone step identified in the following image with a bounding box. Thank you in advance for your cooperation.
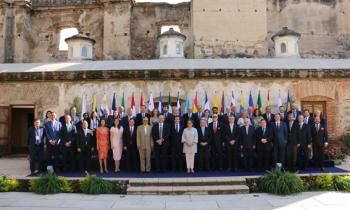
[129,177,246,187]
[127,185,249,195]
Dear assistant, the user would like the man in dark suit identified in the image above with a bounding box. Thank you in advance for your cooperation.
[296,115,312,170]
[311,116,328,170]
[224,115,240,172]
[287,103,302,122]
[262,106,275,126]
[76,121,94,173]
[135,105,150,126]
[60,115,77,172]
[162,106,174,125]
[209,114,224,171]
[151,114,170,172]
[182,108,195,126]
[220,107,233,125]
[271,114,288,168]
[27,118,46,176]
[101,109,114,129]
[286,113,299,172]
[59,108,70,125]
[197,118,211,171]
[303,109,314,126]
[256,119,273,171]
[239,118,256,171]
[44,112,62,172]
[123,118,139,172]
[170,116,184,171]
[121,108,134,128]
[278,105,288,124]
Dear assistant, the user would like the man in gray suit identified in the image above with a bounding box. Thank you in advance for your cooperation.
[137,117,153,173]
[271,114,288,168]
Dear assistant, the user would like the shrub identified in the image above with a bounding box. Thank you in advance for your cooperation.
[315,174,334,190]
[0,176,20,192]
[333,175,350,192]
[29,174,72,194]
[260,168,304,195]
[79,175,114,194]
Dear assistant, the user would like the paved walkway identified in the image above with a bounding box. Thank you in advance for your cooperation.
[0,192,349,210]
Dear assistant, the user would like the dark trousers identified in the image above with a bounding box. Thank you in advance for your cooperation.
[62,146,75,172]
[171,147,184,171]
[286,145,297,172]
[258,143,272,171]
[210,145,224,171]
[226,145,239,171]
[273,143,286,167]
[47,144,61,171]
[125,146,139,172]
[243,146,255,171]
[297,146,309,170]
[154,145,168,172]
[78,150,92,172]
[29,146,43,173]
[198,145,210,171]
[313,144,325,169]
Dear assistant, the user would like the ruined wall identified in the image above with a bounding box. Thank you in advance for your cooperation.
[0,3,6,63]
[130,2,192,59]
[267,0,350,58]
[0,77,349,140]
[192,0,268,58]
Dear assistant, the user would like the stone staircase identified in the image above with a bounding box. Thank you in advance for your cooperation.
[127,177,249,195]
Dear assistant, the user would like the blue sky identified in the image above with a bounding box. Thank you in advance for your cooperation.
[136,0,190,3]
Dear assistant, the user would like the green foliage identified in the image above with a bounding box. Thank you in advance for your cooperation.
[246,178,262,193]
[29,174,72,194]
[79,175,114,194]
[71,96,82,116]
[333,175,350,192]
[315,174,335,190]
[343,135,350,149]
[260,168,304,195]
[0,176,20,192]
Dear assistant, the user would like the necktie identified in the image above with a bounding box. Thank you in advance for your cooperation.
[316,124,320,132]
[202,127,205,136]
[230,124,233,133]
[246,126,249,135]
[176,124,179,133]
[130,127,133,135]
[35,128,40,144]
[213,123,217,133]
[289,122,293,131]
[159,124,163,139]
[277,122,280,129]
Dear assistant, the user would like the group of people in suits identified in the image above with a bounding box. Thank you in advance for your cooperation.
[27,103,328,176]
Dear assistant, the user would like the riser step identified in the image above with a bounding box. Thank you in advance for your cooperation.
[127,185,249,195]
[129,178,246,187]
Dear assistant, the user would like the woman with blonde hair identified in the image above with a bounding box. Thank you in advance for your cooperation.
[181,120,198,173]
[110,118,124,172]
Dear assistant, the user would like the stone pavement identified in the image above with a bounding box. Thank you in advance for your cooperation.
[0,192,350,210]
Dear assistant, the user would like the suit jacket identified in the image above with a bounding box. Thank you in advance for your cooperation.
[170,123,184,152]
[60,124,77,148]
[297,123,312,146]
[304,116,315,126]
[287,110,302,121]
[209,121,223,151]
[220,113,234,125]
[193,112,204,128]
[182,113,196,126]
[163,112,174,124]
[135,112,150,126]
[311,123,328,146]
[278,112,288,124]
[121,115,134,128]
[137,125,153,150]
[262,113,275,125]
[76,129,94,152]
[27,126,46,150]
[239,125,256,147]
[197,126,211,145]
[270,121,288,145]
[44,120,62,144]
[223,123,240,145]
[256,126,273,147]
[287,121,299,146]
[123,125,137,148]
[151,123,170,147]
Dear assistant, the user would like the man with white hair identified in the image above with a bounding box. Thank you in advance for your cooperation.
[76,120,94,173]
[239,118,256,171]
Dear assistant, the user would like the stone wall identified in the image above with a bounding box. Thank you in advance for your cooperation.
[0,77,349,141]
[130,2,192,59]
[0,3,6,63]
[267,0,350,58]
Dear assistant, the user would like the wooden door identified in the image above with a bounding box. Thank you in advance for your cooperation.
[0,106,11,156]
[301,101,327,118]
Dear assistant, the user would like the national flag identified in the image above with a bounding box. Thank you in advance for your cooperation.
[139,92,145,113]
[148,93,155,112]
[158,92,163,113]
[230,91,236,108]
[266,89,271,107]
[204,91,210,111]
[92,95,97,112]
[256,91,262,113]
[213,92,220,111]
[286,90,291,112]
[193,92,198,113]
[176,92,181,116]
[131,92,136,117]
[99,94,108,117]
[168,92,173,114]
[277,91,282,107]
[111,93,116,113]
[239,91,245,112]
[121,92,125,109]
[184,95,190,113]
[81,94,87,119]
[220,91,226,114]
[248,91,254,109]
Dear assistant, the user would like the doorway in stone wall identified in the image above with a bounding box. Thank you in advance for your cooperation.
[10,106,35,154]
[301,101,327,119]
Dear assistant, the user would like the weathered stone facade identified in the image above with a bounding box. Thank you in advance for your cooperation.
[0,0,350,62]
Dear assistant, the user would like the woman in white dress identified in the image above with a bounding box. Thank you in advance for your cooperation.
[110,118,124,172]
[181,120,198,173]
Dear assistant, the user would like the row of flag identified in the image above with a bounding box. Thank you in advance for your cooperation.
[80,90,293,118]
